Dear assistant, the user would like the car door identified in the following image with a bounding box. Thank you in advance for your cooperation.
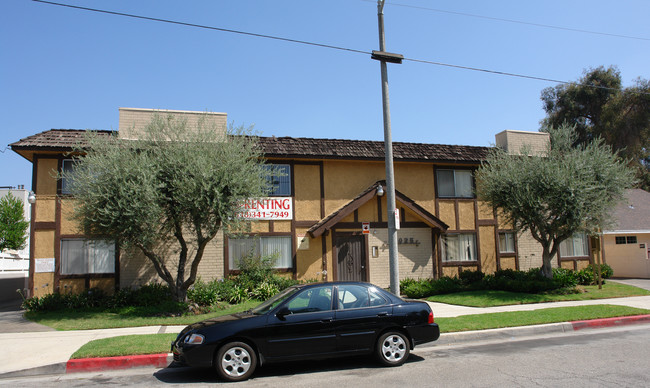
[334,284,393,353]
[264,285,337,360]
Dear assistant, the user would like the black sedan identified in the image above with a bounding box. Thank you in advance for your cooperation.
[172,281,440,381]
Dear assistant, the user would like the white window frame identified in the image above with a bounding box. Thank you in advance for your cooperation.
[441,233,477,262]
[228,235,293,270]
[559,232,589,257]
[436,169,474,198]
[499,232,516,254]
[60,239,115,275]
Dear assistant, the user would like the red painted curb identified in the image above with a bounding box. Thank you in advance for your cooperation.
[571,314,650,331]
[66,353,172,373]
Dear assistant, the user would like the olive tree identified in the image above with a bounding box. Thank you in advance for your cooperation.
[475,124,633,278]
[66,114,269,301]
[0,192,29,252]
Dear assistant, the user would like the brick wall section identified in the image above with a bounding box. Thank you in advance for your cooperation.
[495,130,549,156]
[120,230,224,288]
[368,228,433,288]
[118,107,227,140]
[517,230,558,270]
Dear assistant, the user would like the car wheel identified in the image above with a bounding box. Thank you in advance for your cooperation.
[376,331,410,366]
[215,341,257,382]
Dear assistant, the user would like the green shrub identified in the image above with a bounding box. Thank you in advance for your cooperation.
[402,280,433,299]
[459,270,484,288]
[430,276,463,295]
[552,268,579,288]
[587,263,614,279]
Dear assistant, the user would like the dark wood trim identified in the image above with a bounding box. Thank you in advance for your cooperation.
[364,233,370,281]
[474,200,482,273]
[353,209,358,223]
[454,199,460,231]
[431,229,438,279]
[331,230,338,281]
[295,221,318,228]
[54,195,61,293]
[321,234,328,281]
[440,260,480,267]
[28,157,37,296]
[477,219,497,226]
[59,273,116,280]
[34,221,56,230]
[333,221,431,230]
[319,162,325,219]
[268,221,274,233]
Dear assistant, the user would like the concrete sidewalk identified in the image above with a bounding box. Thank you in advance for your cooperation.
[1,280,649,378]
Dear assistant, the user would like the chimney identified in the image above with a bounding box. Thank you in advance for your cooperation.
[495,130,549,156]
[118,108,227,140]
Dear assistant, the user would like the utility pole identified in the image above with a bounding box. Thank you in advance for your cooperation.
[372,0,403,296]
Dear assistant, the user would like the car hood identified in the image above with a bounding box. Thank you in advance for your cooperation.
[186,311,257,331]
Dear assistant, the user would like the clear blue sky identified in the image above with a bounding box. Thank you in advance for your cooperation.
[2,0,649,190]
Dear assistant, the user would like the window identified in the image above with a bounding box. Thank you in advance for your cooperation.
[337,284,387,309]
[286,286,333,313]
[61,159,77,195]
[436,169,474,198]
[559,233,588,257]
[499,232,516,254]
[441,233,477,262]
[228,236,292,269]
[61,239,115,275]
[616,236,638,245]
[264,164,291,196]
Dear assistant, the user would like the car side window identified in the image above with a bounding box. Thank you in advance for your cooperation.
[286,286,333,314]
[337,285,376,310]
[368,286,388,307]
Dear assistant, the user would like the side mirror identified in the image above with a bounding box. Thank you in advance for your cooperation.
[276,307,292,320]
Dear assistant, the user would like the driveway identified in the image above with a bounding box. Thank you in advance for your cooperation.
[0,300,54,333]
[610,278,650,291]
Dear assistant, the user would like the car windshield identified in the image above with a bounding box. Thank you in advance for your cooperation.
[250,286,301,315]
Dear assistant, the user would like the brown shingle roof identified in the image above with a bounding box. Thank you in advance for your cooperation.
[258,136,490,163]
[9,129,115,150]
[10,129,491,163]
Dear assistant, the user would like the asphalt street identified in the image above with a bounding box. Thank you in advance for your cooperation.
[3,323,649,387]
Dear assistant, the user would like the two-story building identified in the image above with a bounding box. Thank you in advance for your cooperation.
[9,108,593,297]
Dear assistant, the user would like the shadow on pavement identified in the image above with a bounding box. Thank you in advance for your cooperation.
[0,300,55,333]
[154,354,425,384]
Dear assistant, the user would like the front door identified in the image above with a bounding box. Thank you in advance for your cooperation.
[335,234,367,282]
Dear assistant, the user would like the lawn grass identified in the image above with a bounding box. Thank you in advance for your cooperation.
[71,304,650,358]
[427,283,650,307]
[25,300,260,330]
[71,333,179,359]
[436,304,650,333]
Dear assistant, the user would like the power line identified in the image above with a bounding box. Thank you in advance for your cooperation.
[364,0,650,42]
[32,0,650,96]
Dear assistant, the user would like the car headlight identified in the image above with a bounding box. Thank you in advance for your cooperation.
[184,333,205,345]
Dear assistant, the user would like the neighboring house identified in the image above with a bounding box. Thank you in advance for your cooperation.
[601,189,650,278]
[0,187,30,303]
[8,108,591,297]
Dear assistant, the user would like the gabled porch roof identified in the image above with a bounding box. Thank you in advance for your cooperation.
[308,180,449,238]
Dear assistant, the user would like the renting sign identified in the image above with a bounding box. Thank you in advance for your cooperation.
[239,197,293,220]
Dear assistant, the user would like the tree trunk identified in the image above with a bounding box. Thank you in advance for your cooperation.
[540,244,554,279]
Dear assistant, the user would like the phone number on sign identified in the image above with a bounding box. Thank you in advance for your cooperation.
[241,211,291,220]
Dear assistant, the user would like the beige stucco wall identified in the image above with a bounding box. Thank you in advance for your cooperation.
[294,164,321,221]
[480,225,497,274]
[295,228,325,281]
[457,201,475,230]
[36,159,58,195]
[602,233,650,278]
[35,196,56,223]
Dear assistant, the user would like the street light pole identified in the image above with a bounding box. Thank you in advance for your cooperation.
[373,0,402,296]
